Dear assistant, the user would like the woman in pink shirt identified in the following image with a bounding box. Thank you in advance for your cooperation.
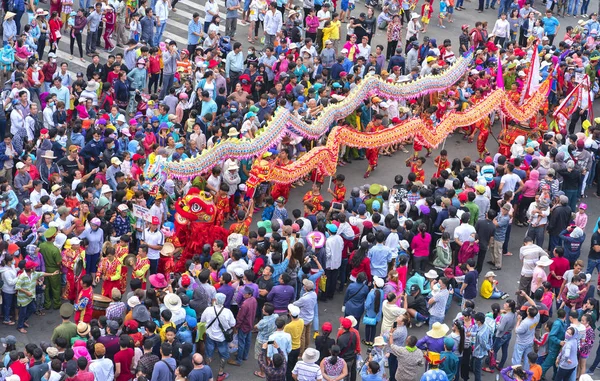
[518,169,539,226]
[411,223,431,274]
[305,9,320,43]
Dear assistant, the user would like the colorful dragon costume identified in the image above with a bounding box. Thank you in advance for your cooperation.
[173,187,229,272]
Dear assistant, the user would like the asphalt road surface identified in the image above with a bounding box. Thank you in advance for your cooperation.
[7,0,600,380]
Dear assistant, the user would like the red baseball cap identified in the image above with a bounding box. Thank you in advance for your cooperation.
[339,317,352,329]
[485,156,493,164]
[7,243,19,254]
[151,216,160,225]
[322,322,333,332]
[458,192,468,203]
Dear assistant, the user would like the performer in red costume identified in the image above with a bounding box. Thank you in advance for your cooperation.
[364,113,385,178]
[172,188,229,273]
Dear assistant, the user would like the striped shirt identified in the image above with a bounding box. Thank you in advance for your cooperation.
[15,271,43,307]
[292,361,322,381]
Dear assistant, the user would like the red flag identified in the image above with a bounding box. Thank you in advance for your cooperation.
[553,81,582,130]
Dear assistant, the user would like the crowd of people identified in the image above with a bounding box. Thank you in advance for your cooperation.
[0,0,600,379]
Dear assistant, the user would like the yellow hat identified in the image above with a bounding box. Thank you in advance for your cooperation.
[583,120,591,130]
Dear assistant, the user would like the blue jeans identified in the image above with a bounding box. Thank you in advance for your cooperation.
[555,366,576,381]
[526,226,545,248]
[337,258,348,291]
[205,336,230,361]
[159,73,175,100]
[429,315,444,330]
[493,333,511,369]
[154,21,167,46]
[564,189,579,213]
[549,235,562,253]
[502,224,512,254]
[473,356,484,381]
[587,258,600,283]
[512,342,533,369]
[2,291,15,322]
[236,330,252,363]
[567,0,579,14]
[581,0,590,13]
[85,252,100,275]
[490,290,504,299]
[17,300,35,329]
[149,259,159,274]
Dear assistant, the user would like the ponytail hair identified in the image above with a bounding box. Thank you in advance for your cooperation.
[418,223,427,238]
[329,345,340,365]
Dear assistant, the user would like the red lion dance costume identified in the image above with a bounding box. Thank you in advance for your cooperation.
[173,188,229,272]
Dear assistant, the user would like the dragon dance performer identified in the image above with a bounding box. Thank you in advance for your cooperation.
[214,184,231,227]
[270,150,292,202]
[74,274,94,323]
[61,238,85,302]
[408,108,435,166]
[115,235,131,294]
[132,244,151,289]
[497,121,524,158]
[303,183,325,214]
[466,90,491,162]
[95,247,121,298]
[364,113,385,178]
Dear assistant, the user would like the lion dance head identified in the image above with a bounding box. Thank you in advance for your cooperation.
[174,188,217,225]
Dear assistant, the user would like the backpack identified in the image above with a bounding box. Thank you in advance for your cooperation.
[9,0,25,13]
[31,113,44,139]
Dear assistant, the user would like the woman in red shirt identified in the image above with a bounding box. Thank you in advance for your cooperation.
[349,241,372,283]
[411,223,431,274]
[113,335,134,381]
[23,155,40,181]
[549,246,571,295]
[48,11,63,54]
[148,48,162,94]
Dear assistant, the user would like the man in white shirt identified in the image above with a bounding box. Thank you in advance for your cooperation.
[454,214,476,246]
[149,194,165,224]
[300,38,318,58]
[142,217,164,274]
[89,344,114,381]
[316,4,331,51]
[154,0,170,46]
[568,81,590,134]
[43,94,57,129]
[357,36,371,59]
[200,293,236,371]
[324,223,343,299]
[30,180,49,216]
[499,163,524,196]
[263,3,282,48]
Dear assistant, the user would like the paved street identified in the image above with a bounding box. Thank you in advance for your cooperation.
[8,0,600,379]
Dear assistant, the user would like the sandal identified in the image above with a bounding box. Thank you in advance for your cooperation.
[3,321,15,325]
[17,328,27,334]
[254,371,265,378]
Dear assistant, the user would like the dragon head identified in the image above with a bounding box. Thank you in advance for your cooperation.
[174,188,217,225]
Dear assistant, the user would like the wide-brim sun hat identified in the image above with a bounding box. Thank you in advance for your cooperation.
[427,322,449,339]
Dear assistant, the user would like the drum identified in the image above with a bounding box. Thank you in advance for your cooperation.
[92,294,111,320]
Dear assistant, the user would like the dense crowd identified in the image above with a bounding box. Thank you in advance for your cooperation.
[0,0,600,379]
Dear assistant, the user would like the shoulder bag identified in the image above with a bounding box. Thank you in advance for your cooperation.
[213,306,234,342]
